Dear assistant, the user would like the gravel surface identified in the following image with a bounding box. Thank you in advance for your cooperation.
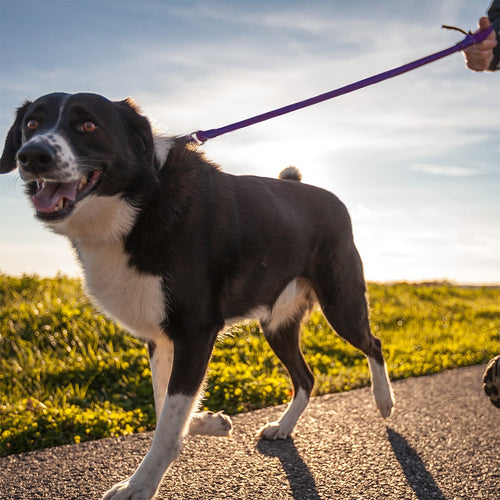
[1,364,499,499]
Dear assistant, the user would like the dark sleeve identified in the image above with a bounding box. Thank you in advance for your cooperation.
[488,0,500,70]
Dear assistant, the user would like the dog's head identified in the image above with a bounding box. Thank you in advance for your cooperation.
[0,93,156,223]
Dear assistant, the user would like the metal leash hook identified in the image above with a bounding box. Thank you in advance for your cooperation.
[188,25,494,145]
[189,132,206,145]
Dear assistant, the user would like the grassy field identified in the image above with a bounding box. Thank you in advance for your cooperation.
[1,274,499,456]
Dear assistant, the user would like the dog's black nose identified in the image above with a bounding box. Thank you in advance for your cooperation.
[17,143,56,174]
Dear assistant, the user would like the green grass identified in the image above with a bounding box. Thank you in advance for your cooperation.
[1,274,499,456]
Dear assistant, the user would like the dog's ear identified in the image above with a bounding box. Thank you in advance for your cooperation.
[0,100,32,174]
[114,98,154,164]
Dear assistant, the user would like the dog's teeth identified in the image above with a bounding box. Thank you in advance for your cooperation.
[78,177,88,191]
[51,199,64,213]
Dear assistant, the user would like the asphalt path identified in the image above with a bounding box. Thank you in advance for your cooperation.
[1,364,499,500]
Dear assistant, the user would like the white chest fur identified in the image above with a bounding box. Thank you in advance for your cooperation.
[77,240,166,339]
[52,195,166,339]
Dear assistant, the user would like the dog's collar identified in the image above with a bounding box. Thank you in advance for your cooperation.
[153,136,175,170]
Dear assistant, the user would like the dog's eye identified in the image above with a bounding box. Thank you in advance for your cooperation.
[80,121,98,133]
[26,119,39,131]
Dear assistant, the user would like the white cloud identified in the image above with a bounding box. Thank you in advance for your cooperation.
[410,163,485,176]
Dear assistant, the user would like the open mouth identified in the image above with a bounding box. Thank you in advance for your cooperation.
[33,170,102,220]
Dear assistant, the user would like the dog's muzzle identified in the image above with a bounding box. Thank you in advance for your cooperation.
[17,142,57,178]
[16,141,103,220]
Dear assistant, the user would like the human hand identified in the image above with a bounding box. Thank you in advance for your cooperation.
[463,17,497,71]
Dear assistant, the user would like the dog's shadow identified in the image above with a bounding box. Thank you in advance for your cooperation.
[256,437,322,500]
[387,428,446,500]
[256,429,446,500]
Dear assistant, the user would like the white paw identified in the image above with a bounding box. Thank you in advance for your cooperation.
[258,421,292,440]
[374,389,395,419]
[189,411,233,436]
[101,478,156,500]
[368,357,395,419]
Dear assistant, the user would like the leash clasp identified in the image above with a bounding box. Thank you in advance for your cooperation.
[189,131,207,145]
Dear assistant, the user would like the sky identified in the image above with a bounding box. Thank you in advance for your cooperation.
[0,0,499,284]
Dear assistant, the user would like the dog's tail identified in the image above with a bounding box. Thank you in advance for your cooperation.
[278,166,302,182]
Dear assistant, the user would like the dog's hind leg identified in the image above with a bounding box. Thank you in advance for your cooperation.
[313,245,395,418]
[148,335,232,437]
[258,313,314,440]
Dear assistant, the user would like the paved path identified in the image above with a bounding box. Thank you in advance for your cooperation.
[1,365,499,499]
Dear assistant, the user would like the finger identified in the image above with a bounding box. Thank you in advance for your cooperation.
[478,38,498,50]
[478,16,491,30]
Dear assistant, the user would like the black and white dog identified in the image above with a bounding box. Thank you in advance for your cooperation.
[1,93,394,500]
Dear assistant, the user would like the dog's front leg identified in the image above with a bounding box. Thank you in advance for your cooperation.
[148,333,232,437]
[189,410,233,436]
[148,335,174,421]
[102,328,219,500]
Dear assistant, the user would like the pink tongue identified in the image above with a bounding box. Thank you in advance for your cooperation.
[33,181,80,212]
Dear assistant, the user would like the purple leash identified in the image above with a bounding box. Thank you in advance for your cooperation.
[189,26,492,144]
